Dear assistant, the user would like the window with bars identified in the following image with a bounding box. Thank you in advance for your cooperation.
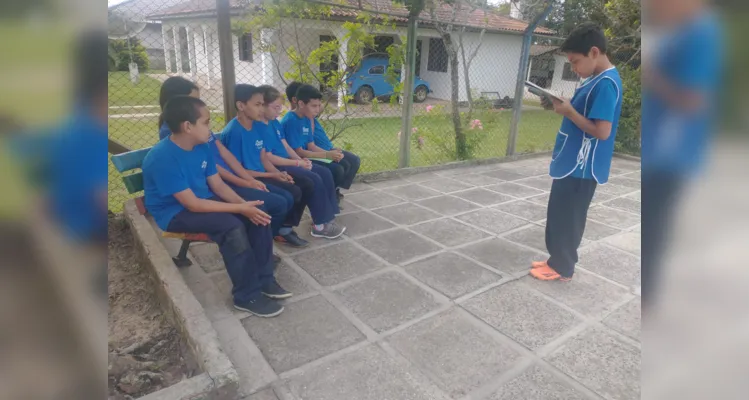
[239,33,253,62]
[427,38,448,73]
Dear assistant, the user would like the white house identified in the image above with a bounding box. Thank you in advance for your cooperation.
[526,44,580,100]
[147,0,554,106]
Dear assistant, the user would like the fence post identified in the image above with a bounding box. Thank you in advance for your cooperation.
[506,1,555,157]
[217,0,237,122]
[398,17,418,169]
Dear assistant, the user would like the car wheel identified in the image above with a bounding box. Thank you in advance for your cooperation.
[414,85,428,103]
[355,86,374,104]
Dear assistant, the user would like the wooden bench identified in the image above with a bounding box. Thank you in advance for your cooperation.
[111,146,212,267]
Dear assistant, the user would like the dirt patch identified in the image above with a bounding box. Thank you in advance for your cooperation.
[108,216,199,399]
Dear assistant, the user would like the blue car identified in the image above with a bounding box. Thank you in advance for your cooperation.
[346,54,431,104]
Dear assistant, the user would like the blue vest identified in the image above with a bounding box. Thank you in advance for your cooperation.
[549,67,622,184]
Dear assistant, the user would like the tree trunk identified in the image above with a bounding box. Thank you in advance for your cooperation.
[442,33,467,160]
[459,30,473,122]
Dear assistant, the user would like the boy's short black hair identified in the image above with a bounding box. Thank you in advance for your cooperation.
[234,84,261,110]
[285,81,302,103]
[163,96,207,134]
[561,22,607,55]
[258,85,283,105]
[295,84,322,104]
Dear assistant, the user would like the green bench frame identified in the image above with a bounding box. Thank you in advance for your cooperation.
[111,145,213,267]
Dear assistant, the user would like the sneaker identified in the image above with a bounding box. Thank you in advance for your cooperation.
[274,231,309,248]
[262,280,293,300]
[336,189,344,200]
[310,222,346,239]
[273,253,282,266]
[234,296,284,317]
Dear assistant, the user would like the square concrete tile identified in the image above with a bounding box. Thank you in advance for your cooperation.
[404,253,501,298]
[587,206,640,230]
[522,270,630,317]
[334,272,442,332]
[404,172,442,183]
[603,231,641,256]
[579,244,641,287]
[420,178,475,193]
[356,229,442,265]
[611,159,641,171]
[190,243,224,273]
[597,183,637,196]
[526,193,550,206]
[490,364,589,400]
[453,188,515,206]
[387,310,522,398]
[345,190,405,209]
[624,191,641,202]
[383,184,441,201]
[604,197,641,215]
[435,166,475,177]
[591,190,617,204]
[456,209,528,235]
[292,242,387,286]
[494,200,547,222]
[283,345,450,400]
[417,196,480,216]
[583,220,622,241]
[503,225,548,253]
[460,238,545,275]
[277,220,340,254]
[274,261,314,297]
[486,182,545,198]
[621,171,641,181]
[242,295,365,373]
[365,178,410,189]
[546,328,640,400]
[482,169,528,181]
[462,281,580,350]
[411,219,491,247]
[334,211,396,238]
[460,173,505,186]
[604,298,641,341]
[337,198,362,215]
[510,164,550,177]
[373,203,441,226]
[515,176,553,191]
[345,182,375,193]
[609,176,641,189]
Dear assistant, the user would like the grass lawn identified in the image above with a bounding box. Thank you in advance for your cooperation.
[108,109,561,212]
[108,72,163,109]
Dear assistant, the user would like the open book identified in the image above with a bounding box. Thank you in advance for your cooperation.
[524,81,562,102]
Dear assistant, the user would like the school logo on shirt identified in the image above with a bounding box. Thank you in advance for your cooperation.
[201,161,207,169]
[302,127,310,136]
[255,139,264,150]
[276,129,282,139]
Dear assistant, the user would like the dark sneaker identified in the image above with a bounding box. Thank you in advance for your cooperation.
[262,280,293,300]
[310,222,346,239]
[234,296,284,317]
[336,189,344,200]
[273,253,282,266]
[274,231,309,248]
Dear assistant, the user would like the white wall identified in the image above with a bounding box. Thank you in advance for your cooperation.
[549,54,579,98]
[419,30,524,102]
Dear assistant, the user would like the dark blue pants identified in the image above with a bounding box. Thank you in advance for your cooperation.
[228,184,292,236]
[279,165,339,225]
[311,150,361,189]
[258,178,305,227]
[168,204,273,304]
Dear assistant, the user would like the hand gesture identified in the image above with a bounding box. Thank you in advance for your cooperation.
[331,149,344,162]
[244,178,268,192]
[302,158,313,170]
[551,97,574,117]
[240,201,271,226]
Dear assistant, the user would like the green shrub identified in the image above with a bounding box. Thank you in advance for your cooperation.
[109,38,149,72]
[615,66,641,155]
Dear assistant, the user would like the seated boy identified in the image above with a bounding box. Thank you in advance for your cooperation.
[156,76,298,245]
[531,23,623,282]
[142,95,290,317]
[283,82,361,200]
[223,84,345,239]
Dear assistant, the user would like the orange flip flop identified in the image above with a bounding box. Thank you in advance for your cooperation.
[530,265,572,282]
[531,261,548,269]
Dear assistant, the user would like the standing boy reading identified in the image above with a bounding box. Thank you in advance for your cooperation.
[531,23,623,281]
[143,95,290,317]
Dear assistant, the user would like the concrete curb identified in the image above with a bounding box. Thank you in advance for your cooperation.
[355,152,553,183]
[124,200,239,400]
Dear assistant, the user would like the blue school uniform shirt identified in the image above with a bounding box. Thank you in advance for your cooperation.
[257,119,290,158]
[549,67,623,184]
[312,118,335,151]
[281,111,313,150]
[641,11,723,175]
[221,118,266,172]
[160,123,229,170]
[143,138,218,231]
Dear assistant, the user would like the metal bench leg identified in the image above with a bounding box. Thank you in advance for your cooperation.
[172,240,193,267]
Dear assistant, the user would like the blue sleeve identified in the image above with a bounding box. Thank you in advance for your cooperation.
[151,156,189,196]
[204,146,218,177]
[587,79,619,123]
[221,125,243,165]
[675,25,722,91]
[284,119,305,150]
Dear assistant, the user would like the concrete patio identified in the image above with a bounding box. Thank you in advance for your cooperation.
[174,156,641,400]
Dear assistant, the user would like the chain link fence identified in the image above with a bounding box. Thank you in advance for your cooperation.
[108,0,640,212]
